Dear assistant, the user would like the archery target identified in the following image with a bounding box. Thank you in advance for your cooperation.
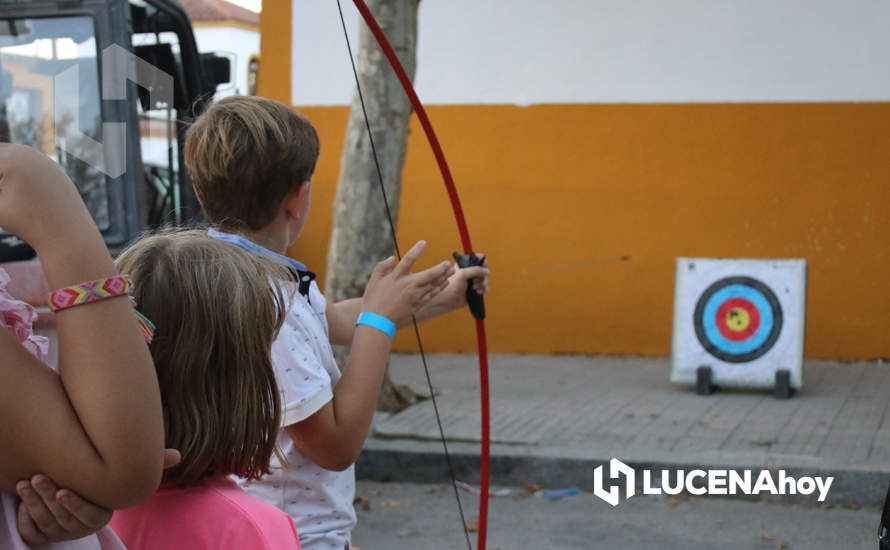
[671,259,806,389]
[694,277,782,363]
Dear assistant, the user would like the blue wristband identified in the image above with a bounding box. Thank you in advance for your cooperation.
[356,311,397,339]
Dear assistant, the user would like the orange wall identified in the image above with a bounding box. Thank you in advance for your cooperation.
[262,4,890,359]
[256,0,290,102]
[280,103,890,359]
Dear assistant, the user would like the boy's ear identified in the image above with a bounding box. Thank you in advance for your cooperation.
[282,181,311,220]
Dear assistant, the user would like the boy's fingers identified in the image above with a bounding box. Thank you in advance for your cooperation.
[467,266,489,294]
[412,261,452,286]
[394,241,426,275]
[428,266,454,289]
[421,273,451,302]
[436,275,451,295]
[374,256,397,278]
[418,278,448,298]
[459,266,488,281]
[16,499,48,546]
[418,283,446,307]
[57,490,112,530]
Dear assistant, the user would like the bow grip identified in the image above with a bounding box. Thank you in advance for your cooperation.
[452,252,486,320]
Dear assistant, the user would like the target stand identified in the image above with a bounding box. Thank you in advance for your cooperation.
[671,258,807,399]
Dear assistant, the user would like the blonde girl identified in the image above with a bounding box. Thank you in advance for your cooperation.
[109,230,300,549]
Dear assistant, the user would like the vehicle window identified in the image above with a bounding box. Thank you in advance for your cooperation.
[132,31,182,227]
[0,16,109,230]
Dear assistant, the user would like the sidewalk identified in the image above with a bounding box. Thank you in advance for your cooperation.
[359,354,890,505]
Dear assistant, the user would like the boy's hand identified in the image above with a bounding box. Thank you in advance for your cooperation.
[15,449,181,545]
[436,255,489,312]
[0,143,93,253]
[362,240,455,324]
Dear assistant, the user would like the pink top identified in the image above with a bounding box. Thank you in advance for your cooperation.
[110,476,300,550]
[0,266,48,361]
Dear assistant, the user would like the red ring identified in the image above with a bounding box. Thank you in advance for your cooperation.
[716,297,760,341]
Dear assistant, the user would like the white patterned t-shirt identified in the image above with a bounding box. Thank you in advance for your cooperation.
[238,279,356,550]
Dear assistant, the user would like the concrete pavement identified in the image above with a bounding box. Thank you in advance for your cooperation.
[358,354,890,506]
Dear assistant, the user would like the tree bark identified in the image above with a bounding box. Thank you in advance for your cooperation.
[327,0,421,412]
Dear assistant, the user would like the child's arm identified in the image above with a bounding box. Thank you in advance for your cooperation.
[14,450,181,545]
[287,241,452,470]
[0,145,164,508]
[326,257,488,345]
[325,298,362,345]
[15,474,113,545]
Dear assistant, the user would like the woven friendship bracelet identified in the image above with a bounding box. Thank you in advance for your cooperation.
[48,275,132,312]
[130,297,156,344]
[47,276,155,343]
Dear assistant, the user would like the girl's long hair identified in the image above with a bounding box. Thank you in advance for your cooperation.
[116,229,289,485]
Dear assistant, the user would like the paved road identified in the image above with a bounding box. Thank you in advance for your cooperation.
[351,481,878,550]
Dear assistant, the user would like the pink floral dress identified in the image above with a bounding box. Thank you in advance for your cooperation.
[0,267,125,549]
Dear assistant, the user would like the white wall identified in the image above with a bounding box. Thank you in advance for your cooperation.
[291,0,890,106]
[194,26,259,97]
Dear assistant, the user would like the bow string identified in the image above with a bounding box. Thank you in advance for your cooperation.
[335,1,492,548]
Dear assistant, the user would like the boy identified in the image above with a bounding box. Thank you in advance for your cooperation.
[184,96,489,549]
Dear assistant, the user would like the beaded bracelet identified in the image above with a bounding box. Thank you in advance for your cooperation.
[48,275,156,344]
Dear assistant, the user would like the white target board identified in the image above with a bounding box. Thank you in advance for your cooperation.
[671,258,807,389]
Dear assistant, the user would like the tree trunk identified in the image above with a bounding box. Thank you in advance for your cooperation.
[326,0,421,412]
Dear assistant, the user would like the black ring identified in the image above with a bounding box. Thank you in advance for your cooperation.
[693,276,783,363]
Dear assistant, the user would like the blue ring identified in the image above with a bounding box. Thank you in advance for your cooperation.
[702,285,774,355]
[693,276,784,363]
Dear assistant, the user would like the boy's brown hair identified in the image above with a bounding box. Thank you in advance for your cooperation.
[184,96,319,231]
[116,229,289,485]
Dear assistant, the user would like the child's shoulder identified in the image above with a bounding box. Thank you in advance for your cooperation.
[203,477,298,544]
[112,478,299,550]
[275,280,328,337]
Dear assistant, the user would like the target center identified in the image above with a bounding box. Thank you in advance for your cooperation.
[715,297,761,342]
[726,307,750,332]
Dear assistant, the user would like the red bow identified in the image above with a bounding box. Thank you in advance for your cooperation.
[344,1,492,548]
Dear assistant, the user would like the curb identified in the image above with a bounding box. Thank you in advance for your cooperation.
[356,446,890,507]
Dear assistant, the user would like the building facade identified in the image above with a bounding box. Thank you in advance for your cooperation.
[260,1,890,359]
